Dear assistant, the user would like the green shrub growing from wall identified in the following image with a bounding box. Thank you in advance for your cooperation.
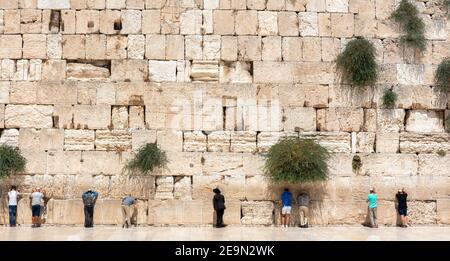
[126,143,168,174]
[264,139,330,183]
[352,155,362,173]
[336,37,378,88]
[0,145,26,179]
[435,58,450,92]
[382,88,398,109]
[391,0,426,51]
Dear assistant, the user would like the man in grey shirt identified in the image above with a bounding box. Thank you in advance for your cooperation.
[121,194,137,228]
[297,192,310,228]
[30,188,44,228]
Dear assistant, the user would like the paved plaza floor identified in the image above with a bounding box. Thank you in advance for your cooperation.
[0,225,449,241]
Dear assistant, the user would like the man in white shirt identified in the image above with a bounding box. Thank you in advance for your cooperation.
[30,188,44,228]
[7,186,19,227]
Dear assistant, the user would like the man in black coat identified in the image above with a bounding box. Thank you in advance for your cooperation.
[212,188,226,228]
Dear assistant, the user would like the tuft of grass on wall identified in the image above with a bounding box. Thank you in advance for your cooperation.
[382,88,398,109]
[336,37,378,88]
[264,138,330,183]
[352,155,362,172]
[435,57,450,92]
[0,145,26,179]
[391,0,427,51]
[126,143,168,174]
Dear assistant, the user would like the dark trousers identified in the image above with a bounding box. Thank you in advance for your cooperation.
[84,206,94,227]
[9,205,17,226]
[216,209,224,226]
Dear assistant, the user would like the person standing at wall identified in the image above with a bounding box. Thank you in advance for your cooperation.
[297,192,310,228]
[396,188,408,228]
[82,189,98,228]
[121,194,137,228]
[280,188,292,228]
[30,188,44,228]
[367,188,378,228]
[212,188,226,228]
[7,186,19,227]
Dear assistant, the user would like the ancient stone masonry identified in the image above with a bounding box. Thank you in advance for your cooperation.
[0,0,449,226]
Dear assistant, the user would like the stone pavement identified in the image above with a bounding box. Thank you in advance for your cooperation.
[1,225,449,241]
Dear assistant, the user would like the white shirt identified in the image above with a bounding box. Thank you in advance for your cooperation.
[8,191,18,206]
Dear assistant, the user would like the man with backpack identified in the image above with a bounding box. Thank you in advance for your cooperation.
[82,189,98,228]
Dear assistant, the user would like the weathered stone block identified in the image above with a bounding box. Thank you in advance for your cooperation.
[253,62,295,83]
[145,34,165,60]
[360,154,418,177]
[376,109,405,132]
[67,63,110,80]
[405,110,444,133]
[73,105,111,130]
[148,60,177,82]
[0,129,19,148]
[5,105,53,129]
[38,0,70,9]
[165,34,184,60]
[400,133,450,154]
[298,12,318,36]
[241,201,274,225]
[193,174,245,200]
[317,108,364,132]
[258,11,278,36]
[183,131,207,152]
[375,132,399,153]
[121,10,141,34]
[131,129,157,151]
[76,10,100,34]
[62,35,85,59]
[190,60,219,82]
[231,131,257,153]
[106,35,127,59]
[111,59,148,82]
[0,35,22,59]
[64,130,95,151]
[155,176,174,199]
[356,132,375,153]
[331,13,354,37]
[238,36,261,61]
[95,130,132,151]
[397,64,424,85]
[235,10,258,35]
[207,131,231,152]
[283,107,316,131]
[278,11,299,36]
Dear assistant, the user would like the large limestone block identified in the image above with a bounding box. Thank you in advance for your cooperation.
[157,130,183,152]
[22,150,47,174]
[165,35,184,60]
[174,176,192,200]
[253,62,295,83]
[73,105,111,130]
[282,36,302,61]
[180,10,202,35]
[190,60,219,82]
[0,82,10,104]
[111,60,148,82]
[110,175,155,200]
[47,151,82,174]
[121,10,141,34]
[278,11,299,36]
[38,0,70,9]
[258,11,278,36]
[355,132,375,153]
[317,108,364,132]
[37,82,77,105]
[193,175,245,200]
[283,107,316,131]
[10,82,37,104]
[241,201,274,225]
[328,85,373,108]
[419,154,450,176]
[112,106,128,130]
[23,34,47,59]
[298,12,318,36]
[53,105,74,129]
[376,109,405,132]
[48,200,84,225]
[299,132,351,153]
[64,130,95,151]
[221,36,238,61]
[80,151,125,175]
[106,35,127,59]
[331,13,354,37]
[155,176,174,199]
[235,10,258,35]
[0,35,22,59]
[163,151,202,176]
[95,130,132,151]
[0,129,19,148]
[437,199,450,224]
[203,35,221,60]
[67,63,110,80]
[405,110,444,133]
[375,132,399,153]
[207,131,231,152]
[62,35,85,59]
[244,175,272,200]
[237,36,262,61]
[131,129,157,151]
[201,152,244,176]
[5,105,53,129]
[183,131,207,152]
[400,133,450,154]
[360,154,418,177]
[213,10,234,35]
[148,60,177,82]
[293,62,334,84]
[396,64,424,85]
[76,10,100,34]
[407,201,437,224]
[231,131,257,153]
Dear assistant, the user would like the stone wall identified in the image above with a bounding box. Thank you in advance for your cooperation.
[0,0,449,226]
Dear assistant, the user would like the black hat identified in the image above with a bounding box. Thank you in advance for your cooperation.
[213,188,221,194]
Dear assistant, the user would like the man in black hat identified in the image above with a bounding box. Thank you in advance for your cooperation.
[212,188,226,228]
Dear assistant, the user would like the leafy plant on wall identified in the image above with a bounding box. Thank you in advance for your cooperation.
[435,57,450,92]
[382,88,398,109]
[125,143,168,175]
[391,0,427,51]
[0,145,26,179]
[264,138,330,183]
[336,37,378,88]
